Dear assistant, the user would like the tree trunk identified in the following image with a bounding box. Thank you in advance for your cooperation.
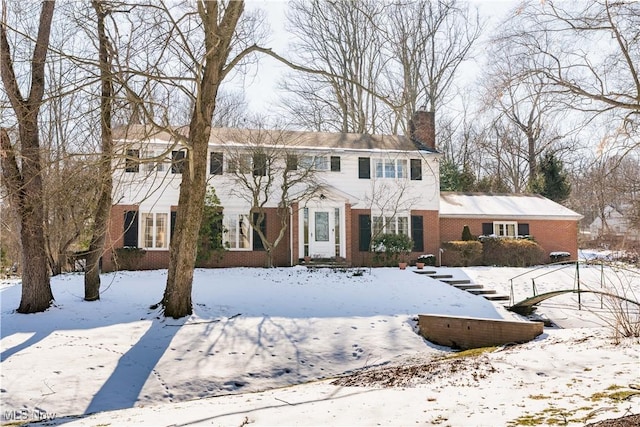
[162,1,245,318]
[84,0,114,302]
[0,1,56,313]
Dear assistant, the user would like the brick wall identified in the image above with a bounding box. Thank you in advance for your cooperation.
[418,314,544,350]
[104,206,291,271]
[440,218,579,262]
[349,209,440,267]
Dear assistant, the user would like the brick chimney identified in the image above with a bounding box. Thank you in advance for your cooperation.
[409,109,436,151]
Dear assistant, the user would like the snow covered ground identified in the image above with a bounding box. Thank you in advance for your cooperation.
[1,254,638,426]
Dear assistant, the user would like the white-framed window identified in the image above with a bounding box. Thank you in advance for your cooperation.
[494,221,517,238]
[372,215,409,236]
[142,150,166,172]
[141,212,168,249]
[374,159,407,178]
[223,213,251,250]
[299,155,329,170]
[226,155,252,174]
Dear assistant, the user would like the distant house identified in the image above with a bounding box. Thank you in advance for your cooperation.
[103,111,583,270]
[589,205,640,242]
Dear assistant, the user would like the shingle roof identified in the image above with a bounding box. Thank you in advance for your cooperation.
[112,124,438,153]
[439,192,583,220]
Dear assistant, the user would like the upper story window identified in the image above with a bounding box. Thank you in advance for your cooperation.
[125,149,140,173]
[142,150,165,172]
[226,153,267,176]
[300,155,328,170]
[374,159,407,179]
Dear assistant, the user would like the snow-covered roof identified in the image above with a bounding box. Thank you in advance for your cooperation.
[439,192,583,221]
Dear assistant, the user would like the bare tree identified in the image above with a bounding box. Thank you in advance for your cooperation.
[384,0,482,133]
[480,41,575,186]
[281,0,387,133]
[142,1,263,318]
[502,0,640,154]
[222,127,323,267]
[82,0,115,301]
[1,1,56,313]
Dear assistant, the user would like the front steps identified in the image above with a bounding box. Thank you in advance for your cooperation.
[415,269,510,303]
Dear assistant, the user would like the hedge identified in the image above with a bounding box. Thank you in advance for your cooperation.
[481,237,544,267]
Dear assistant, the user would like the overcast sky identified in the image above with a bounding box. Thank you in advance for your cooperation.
[236,0,518,115]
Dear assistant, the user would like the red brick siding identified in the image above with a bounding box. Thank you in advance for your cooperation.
[439,218,579,261]
[104,205,291,271]
[349,209,440,267]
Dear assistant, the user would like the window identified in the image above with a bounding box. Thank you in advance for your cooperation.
[410,159,422,180]
[227,155,251,174]
[223,213,251,250]
[171,150,186,174]
[300,155,328,170]
[125,149,140,173]
[494,222,517,238]
[372,215,410,236]
[358,157,371,179]
[142,150,165,172]
[374,159,407,179]
[210,152,223,175]
[141,213,168,249]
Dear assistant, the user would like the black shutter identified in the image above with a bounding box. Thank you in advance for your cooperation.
[411,215,424,252]
[170,211,177,243]
[359,215,372,251]
[330,156,341,172]
[358,157,370,179]
[410,159,422,180]
[210,152,223,175]
[123,210,138,247]
[286,154,298,171]
[253,212,266,251]
[171,150,185,174]
[125,149,140,173]
[518,223,530,237]
[482,223,493,236]
[253,153,267,176]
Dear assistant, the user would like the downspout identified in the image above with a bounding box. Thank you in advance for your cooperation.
[289,205,294,266]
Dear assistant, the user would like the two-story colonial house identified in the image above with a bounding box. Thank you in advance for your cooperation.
[103,111,582,271]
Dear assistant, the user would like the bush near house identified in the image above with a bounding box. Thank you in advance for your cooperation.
[113,247,147,271]
[441,241,483,267]
[373,233,414,267]
[482,237,544,267]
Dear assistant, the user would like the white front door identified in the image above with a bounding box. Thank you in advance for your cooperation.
[309,209,335,258]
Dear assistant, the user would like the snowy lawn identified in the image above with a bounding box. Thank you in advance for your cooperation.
[1,260,639,426]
